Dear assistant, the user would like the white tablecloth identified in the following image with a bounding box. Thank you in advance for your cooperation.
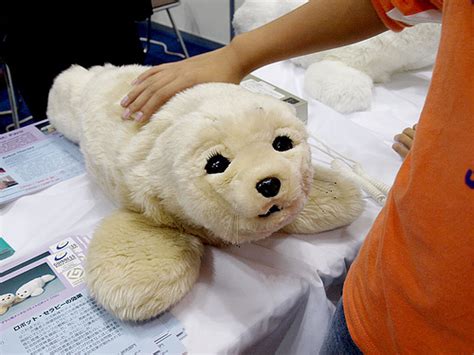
[0,60,431,354]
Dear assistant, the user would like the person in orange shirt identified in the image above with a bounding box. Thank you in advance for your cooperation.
[121,0,473,352]
[337,1,473,353]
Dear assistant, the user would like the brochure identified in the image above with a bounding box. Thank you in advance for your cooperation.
[0,123,85,205]
[0,235,187,354]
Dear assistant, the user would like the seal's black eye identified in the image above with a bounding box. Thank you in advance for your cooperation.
[272,136,293,151]
[205,154,230,174]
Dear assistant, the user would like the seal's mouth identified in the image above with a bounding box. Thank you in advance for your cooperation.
[258,205,281,218]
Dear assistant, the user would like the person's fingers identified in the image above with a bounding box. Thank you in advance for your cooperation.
[122,72,174,115]
[134,83,177,123]
[394,133,414,149]
[402,127,416,139]
[132,65,169,85]
[123,80,168,120]
[133,73,199,123]
[392,122,418,159]
[121,82,148,109]
[121,66,170,108]
[392,142,409,159]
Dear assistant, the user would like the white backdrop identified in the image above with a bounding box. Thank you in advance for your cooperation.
[152,0,236,44]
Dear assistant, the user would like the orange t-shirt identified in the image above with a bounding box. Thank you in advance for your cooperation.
[343,0,474,353]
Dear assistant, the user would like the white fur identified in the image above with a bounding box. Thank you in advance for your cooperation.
[47,64,364,321]
[233,0,441,113]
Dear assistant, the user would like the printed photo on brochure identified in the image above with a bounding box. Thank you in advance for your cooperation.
[0,235,187,354]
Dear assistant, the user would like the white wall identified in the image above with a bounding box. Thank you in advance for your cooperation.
[152,0,234,44]
[235,0,245,9]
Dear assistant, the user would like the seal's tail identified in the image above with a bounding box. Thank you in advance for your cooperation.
[40,274,56,283]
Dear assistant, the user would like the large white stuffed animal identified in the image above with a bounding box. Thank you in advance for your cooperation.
[15,274,56,301]
[233,0,441,113]
[47,64,364,321]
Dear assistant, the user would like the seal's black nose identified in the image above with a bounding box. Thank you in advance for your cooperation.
[256,177,281,198]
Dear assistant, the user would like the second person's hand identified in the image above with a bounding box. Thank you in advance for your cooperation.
[120,45,246,123]
[392,124,417,159]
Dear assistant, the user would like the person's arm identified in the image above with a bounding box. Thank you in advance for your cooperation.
[122,0,386,122]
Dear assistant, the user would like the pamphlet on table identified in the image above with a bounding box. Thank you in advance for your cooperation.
[0,124,85,205]
[0,234,187,354]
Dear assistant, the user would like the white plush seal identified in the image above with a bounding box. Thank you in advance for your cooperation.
[0,293,17,315]
[47,64,364,321]
[15,274,56,301]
